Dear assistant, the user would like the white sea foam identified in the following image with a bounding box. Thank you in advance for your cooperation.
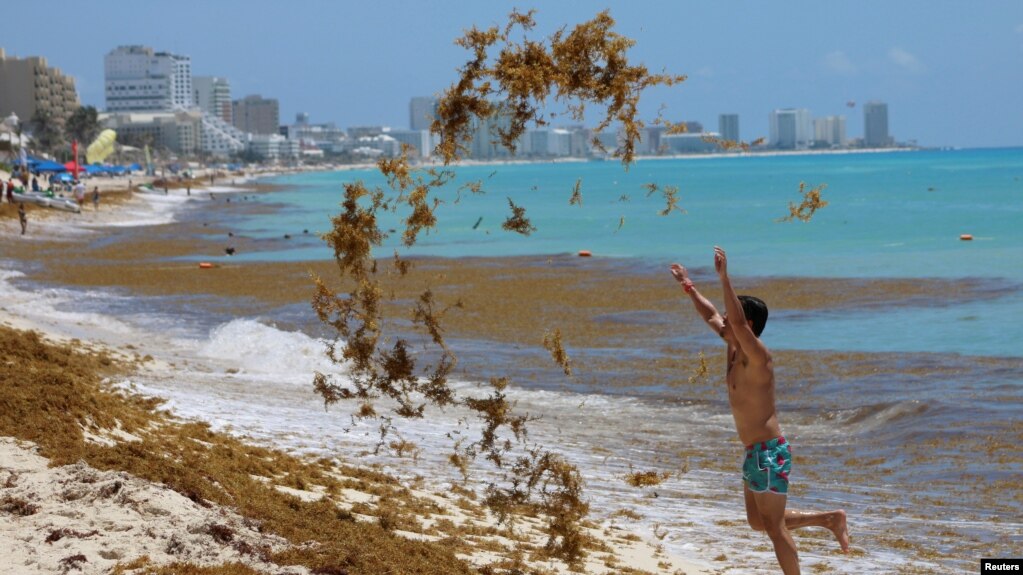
[0,270,136,340]
[89,194,189,228]
[195,318,341,385]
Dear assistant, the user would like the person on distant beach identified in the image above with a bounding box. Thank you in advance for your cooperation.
[73,181,86,207]
[0,179,6,203]
[5,180,14,204]
[670,246,849,574]
[18,203,27,235]
[92,187,100,210]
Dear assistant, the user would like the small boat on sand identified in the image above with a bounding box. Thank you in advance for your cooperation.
[13,192,82,213]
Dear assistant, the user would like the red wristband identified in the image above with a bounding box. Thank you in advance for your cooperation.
[683,281,693,294]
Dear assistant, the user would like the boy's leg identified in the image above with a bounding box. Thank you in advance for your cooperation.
[784,507,850,552]
[753,490,801,575]
[744,484,848,551]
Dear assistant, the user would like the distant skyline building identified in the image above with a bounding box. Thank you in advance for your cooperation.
[769,108,812,150]
[388,129,433,158]
[0,48,79,126]
[864,101,890,147]
[281,113,348,154]
[813,115,846,147]
[719,114,739,143]
[644,125,666,155]
[469,109,513,160]
[193,76,232,125]
[101,109,202,155]
[409,97,438,131]
[661,132,719,154]
[232,94,279,135]
[104,45,192,112]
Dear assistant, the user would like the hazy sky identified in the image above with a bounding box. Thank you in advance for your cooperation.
[3,1,1021,148]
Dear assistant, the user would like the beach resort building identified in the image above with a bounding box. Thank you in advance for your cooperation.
[193,76,232,125]
[281,114,349,155]
[387,129,434,158]
[523,128,573,157]
[409,97,438,131]
[350,134,401,158]
[0,48,80,126]
[246,133,299,162]
[105,45,192,112]
[591,130,621,156]
[199,113,247,157]
[642,125,667,155]
[100,109,202,156]
[232,95,279,136]
[469,112,514,160]
[661,132,719,154]
[769,108,813,150]
[719,114,739,143]
[863,101,890,147]
[814,115,847,148]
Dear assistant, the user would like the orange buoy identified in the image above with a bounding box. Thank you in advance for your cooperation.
[199,262,214,269]
[959,234,973,241]
[578,250,592,257]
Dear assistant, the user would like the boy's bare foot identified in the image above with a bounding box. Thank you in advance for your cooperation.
[829,509,850,553]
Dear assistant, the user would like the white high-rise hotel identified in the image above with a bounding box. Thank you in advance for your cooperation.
[193,76,232,124]
[769,108,813,150]
[104,45,192,112]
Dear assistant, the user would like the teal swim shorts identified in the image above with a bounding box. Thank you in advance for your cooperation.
[742,436,791,494]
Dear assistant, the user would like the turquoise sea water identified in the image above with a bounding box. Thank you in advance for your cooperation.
[233,148,1023,358]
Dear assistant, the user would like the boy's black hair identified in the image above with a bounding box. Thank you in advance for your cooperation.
[738,295,768,337]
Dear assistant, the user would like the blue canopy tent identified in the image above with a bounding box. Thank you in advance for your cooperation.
[127,163,142,171]
[24,156,67,173]
[33,160,67,173]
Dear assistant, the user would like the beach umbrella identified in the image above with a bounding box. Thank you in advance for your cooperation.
[32,159,67,173]
[63,161,85,174]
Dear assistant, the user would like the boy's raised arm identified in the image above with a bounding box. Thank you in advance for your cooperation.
[714,247,770,364]
[670,263,726,338]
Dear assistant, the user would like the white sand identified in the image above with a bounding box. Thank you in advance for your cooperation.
[0,438,307,575]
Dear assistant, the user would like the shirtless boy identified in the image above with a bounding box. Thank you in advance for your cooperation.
[671,246,849,574]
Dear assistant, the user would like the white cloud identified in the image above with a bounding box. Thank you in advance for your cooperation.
[823,51,857,75]
[888,47,925,73]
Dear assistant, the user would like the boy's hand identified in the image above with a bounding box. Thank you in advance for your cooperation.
[714,246,728,279]
[670,263,694,292]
